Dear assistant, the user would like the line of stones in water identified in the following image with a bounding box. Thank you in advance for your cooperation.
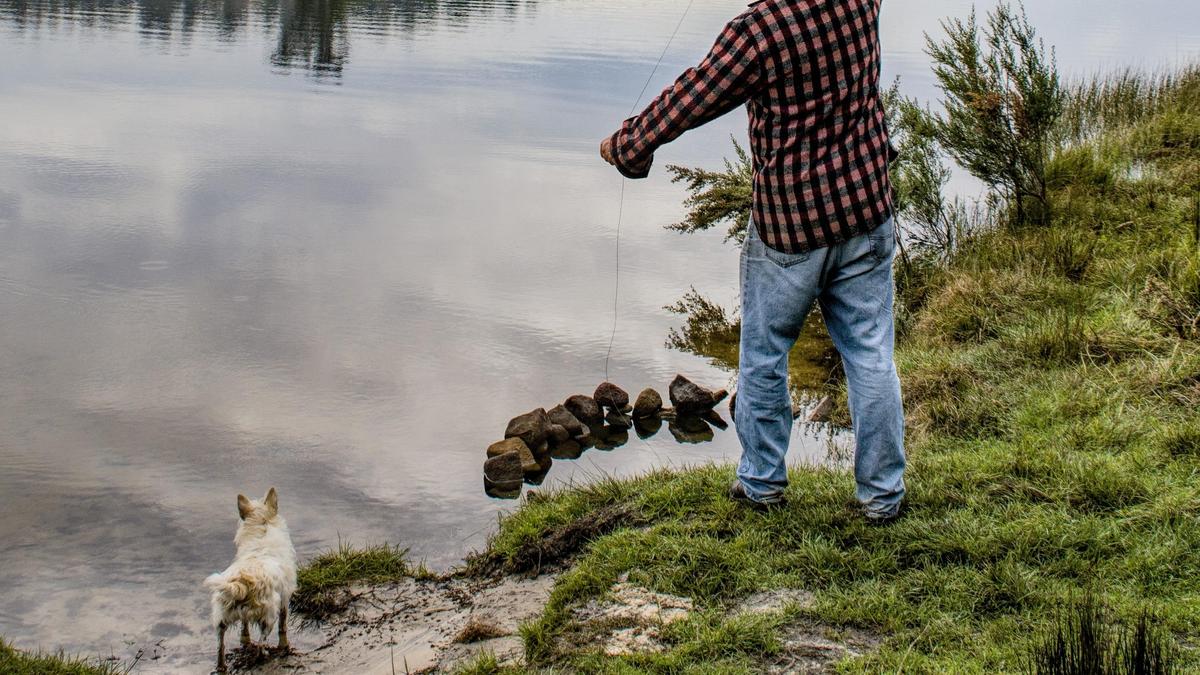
[482,375,730,499]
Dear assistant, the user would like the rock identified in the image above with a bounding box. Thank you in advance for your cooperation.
[564,395,603,425]
[515,443,541,474]
[701,409,729,431]
[669,374,721,415]
[658,407,677,420]
[632,388,663,419]
[547,423,570,444]
[605,409,633,429]
[486,437,529,459]
[549,439,584,460]
[634,415,662,440]
[524,458,551,486]
[483,451,523,484]
[669,416,714,444]
[483,476,521,500]
[594,382,630,411]
[590,426,629,450]
[711,389,729,406]
[807,395,835,423]
[505,408,551,451]
[547,404,588,438]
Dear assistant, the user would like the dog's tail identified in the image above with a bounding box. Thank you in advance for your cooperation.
[205,570,255,605]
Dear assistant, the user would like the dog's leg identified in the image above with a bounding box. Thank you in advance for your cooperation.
[216,622,228,674]
[240,621,251,647]
[278,604,290,651]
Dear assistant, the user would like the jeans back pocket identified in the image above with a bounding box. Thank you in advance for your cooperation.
[762,244,812,268]
[868,221,896,264]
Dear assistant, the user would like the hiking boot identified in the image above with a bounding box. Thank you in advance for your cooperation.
[728,480,785,512]
[863,505,902,526]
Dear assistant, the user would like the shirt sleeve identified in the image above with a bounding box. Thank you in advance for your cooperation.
[609,16,764,179]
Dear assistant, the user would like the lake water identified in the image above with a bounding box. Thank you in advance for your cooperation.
[1,0,1197,669]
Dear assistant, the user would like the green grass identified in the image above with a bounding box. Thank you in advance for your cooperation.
[459,61,1200,673]
[452,651,529,675]
[292,541,432,618]
[0,638,126,675]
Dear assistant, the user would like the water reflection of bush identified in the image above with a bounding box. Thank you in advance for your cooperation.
[665,288,841,403]
[0,0,538,76]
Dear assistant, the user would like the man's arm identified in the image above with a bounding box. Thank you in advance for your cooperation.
[601,15,764,178]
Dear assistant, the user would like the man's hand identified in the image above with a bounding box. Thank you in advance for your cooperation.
[600,138,616,166]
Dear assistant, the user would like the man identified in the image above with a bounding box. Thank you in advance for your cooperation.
[600,0,905,523]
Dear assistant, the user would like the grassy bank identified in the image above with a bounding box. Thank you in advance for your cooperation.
[0,639,125,675]
[292,542,432,619]
[448,21,1200,675]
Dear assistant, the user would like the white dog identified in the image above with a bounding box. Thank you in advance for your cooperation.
[204,487,297,673]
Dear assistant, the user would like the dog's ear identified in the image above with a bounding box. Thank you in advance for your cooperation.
[264,487,278,515]
[237,494,253,520]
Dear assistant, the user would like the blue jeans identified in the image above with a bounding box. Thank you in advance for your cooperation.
[735,218,906,516]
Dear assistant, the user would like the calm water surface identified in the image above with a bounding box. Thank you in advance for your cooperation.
[1,0,1197,668]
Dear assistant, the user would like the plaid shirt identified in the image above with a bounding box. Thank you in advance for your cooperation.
[609,0,894,254]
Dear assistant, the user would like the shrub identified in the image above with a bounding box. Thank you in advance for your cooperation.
[885,82,978,261]
[926,2,1064,226]
[664,137,753,243]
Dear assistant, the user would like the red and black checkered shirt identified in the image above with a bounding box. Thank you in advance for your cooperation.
[609,0,894,254]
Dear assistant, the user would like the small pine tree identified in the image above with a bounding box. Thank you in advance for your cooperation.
[926,2,1063,227]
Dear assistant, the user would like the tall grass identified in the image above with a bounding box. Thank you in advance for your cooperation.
[1060,64,1200,144]
[0,639,127,675]
[1028,595,1176,675]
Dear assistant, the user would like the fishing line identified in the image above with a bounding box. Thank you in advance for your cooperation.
[604,0,696,382]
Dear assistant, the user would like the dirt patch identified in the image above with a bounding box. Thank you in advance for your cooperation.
[765,620,882,674]
[567,579,695,655]
[233,573,556,674]
[551,581,880,670]
[732,588,816,616]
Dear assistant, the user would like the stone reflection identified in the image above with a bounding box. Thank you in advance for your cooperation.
[482,379,730,500]
[0,0,538,77]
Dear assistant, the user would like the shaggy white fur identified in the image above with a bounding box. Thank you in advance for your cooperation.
[204,487,297,673]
